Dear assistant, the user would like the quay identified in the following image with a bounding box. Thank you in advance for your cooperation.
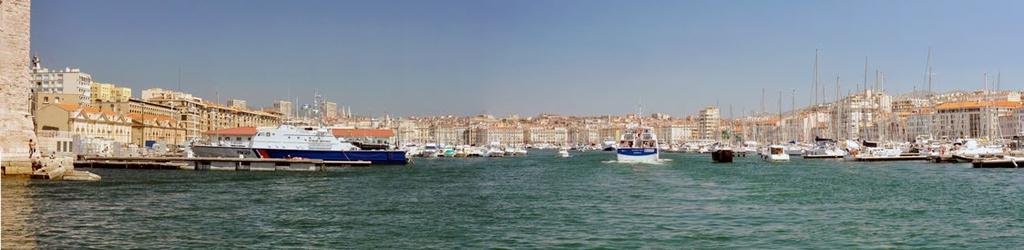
[850,155,929,162]
[971,158,1024,168]
[75,156,371,172]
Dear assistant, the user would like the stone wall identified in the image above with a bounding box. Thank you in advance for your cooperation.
[1,0,36,161]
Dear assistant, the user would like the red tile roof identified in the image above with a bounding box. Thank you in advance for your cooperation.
[204,126,257,136]
[331,128,394,138]
[55,103,119,116]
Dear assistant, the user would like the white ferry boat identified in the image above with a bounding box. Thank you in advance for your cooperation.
[190,125,408,164]
[616,125,660,163]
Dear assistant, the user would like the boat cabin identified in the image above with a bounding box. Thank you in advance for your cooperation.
[619,126,657,148]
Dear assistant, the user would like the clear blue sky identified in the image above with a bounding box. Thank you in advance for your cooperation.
[32,0,1024,117]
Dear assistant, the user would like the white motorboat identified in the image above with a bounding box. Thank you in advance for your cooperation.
[557,148,570,158]
[762,145,791,162]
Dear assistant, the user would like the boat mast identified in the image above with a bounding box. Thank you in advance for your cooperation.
[834,74,841,140]
[863,57,868,94]
[791,89,796,142]
[778,90,783,144]
[926,47,934,94]
[813,49,820,107]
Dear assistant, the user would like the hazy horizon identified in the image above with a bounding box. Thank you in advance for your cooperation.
[31,0,1024,117]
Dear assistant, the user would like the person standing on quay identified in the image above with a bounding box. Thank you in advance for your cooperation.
[28,139,36,159]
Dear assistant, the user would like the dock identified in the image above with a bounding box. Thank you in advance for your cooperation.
[928,156,960,163]
[75,156,372,172]
[850,155,928,162]
[971,158,1024,168]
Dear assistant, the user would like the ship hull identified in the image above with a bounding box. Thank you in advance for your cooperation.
[190,145,261,158]
[617,148,659,163]
[192,145,409,165]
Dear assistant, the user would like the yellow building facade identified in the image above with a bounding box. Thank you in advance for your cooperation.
[90,82,132,103]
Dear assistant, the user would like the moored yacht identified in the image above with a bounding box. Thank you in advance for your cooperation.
[420,144,439,158]
[803,137,846,159]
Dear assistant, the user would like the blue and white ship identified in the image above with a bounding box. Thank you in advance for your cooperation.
[616,125,660,163]
[190,125,408,165]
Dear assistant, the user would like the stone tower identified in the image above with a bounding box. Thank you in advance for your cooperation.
[0,0,36,162]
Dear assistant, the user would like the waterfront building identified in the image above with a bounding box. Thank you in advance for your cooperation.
[569,127,600,146]
[832,90,892,140]
[599,126,623,142]
[904,108,936,141]
[90,98,179,119]
[801,108,832,142]
[30,56,92,103]
[89,98,185,146]
[650,112,672,120]
[476,126,525,146]
[323,101,338,120]
[331,128,396,145]
[202,102,281,133]
[998,111,1021,139]
[35,104,132,144]
[655,124,696,145]
[526,127,569,146]
[143,88,206,140]
[434,126,469,146]
[892,97,932,114]
[272,100,294,118]
[227,99,247,110]
[142,88,281,140]
[127,113,186,147]
[933,90,1021,104]
[395,120,427,145]
[933,101,1020,139]
[698,106,720,141]
[30,92,81,116]
[34,130,75,157]
[89,82,131,103]
[1015,108,1024,138]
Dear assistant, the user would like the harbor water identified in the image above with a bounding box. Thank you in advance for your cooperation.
[4,151,1024,248]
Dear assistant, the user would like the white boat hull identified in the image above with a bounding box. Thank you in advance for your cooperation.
[763,154,791,161]
[616,148,659,163]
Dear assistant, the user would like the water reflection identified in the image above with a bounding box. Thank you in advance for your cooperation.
[2,176,37,249]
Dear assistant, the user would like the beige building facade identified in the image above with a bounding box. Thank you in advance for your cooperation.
[35,104,132,144]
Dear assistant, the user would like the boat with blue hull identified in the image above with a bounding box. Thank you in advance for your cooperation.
[256,148,407,164]
[616,124,660,163]
[617,148,658,157]
[190,125,408,165]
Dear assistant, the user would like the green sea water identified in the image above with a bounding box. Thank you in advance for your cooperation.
[3,151,1023,249]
